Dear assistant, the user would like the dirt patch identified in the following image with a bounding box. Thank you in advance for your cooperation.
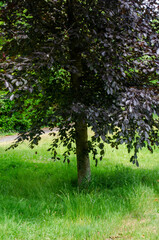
[0,128,57,144]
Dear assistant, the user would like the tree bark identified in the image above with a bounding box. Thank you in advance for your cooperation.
[67,0,91,185]
[71,57,91,185]
[71,61,91,185]
[70,49,91,185]
[75,120,91,185]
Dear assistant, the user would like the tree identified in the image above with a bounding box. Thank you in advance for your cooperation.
[0,0,159,185]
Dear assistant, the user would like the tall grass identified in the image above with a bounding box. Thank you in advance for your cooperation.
[0,134,158,239]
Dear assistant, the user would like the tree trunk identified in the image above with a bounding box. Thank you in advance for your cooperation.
[70,52,91,185]
[75,120,91,185]
[71,58,91,185]
[66,0,91,185]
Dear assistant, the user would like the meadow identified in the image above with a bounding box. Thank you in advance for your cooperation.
[0,133,158,240]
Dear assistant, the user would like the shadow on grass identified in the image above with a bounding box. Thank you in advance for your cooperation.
[0,159,158,221]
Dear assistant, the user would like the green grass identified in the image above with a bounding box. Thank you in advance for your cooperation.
[0,134,158,239]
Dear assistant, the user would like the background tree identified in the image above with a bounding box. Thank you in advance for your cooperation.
[0,0,159,184]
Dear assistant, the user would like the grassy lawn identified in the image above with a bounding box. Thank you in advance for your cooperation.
[0,133,158,239]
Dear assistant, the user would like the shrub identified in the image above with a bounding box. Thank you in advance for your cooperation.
[0,91,31,132]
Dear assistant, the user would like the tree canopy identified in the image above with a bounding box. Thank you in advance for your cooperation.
[0,0,159,184]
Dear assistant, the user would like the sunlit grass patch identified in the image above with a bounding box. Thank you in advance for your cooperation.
[0,133,158,239]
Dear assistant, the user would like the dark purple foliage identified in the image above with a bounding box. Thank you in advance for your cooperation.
[0,0,159,166]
